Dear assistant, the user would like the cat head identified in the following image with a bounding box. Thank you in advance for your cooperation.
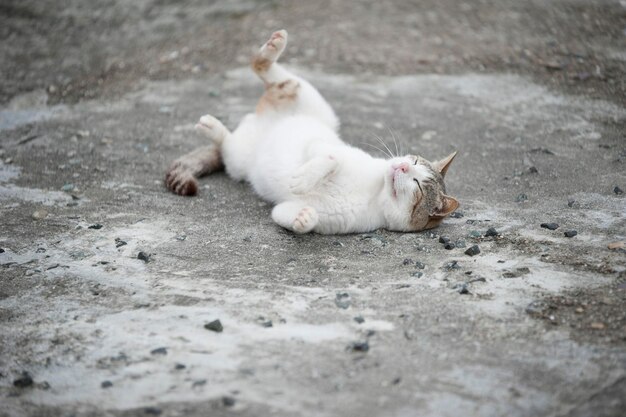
[382,152,459,232]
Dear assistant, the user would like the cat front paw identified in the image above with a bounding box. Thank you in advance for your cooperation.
[289,172,316,195]
[195,115,228,144]
[292,207,318,234]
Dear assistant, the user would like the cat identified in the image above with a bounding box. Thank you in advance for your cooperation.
[165,30,459,234]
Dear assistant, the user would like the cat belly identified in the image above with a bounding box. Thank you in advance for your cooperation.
[249,116,342,202]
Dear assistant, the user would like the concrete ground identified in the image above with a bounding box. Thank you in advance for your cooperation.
[1,1,625,416]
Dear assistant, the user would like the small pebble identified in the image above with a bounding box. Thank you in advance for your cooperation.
[485,227,498,237]
[349,341,369,352]
[468,230,481,238]
[464,245,480,256]
[515,193,528,203]
[443,260,460,271]
[354,316,365,324]
[115,238,127,248]
[61,183,75,192]
[402,258,413,266]
[455,283,470,294]
[335,292,351,309]
[88,223,103,230]
[204,319,223,332]
[411,271,423,278]
[150,347,167,355]
[614,186,623,195]
[222,396,236,407]
[144,407,162,416]
[444,242,455,250]
[32,210,48,220]
[439,236,450,244]
[590,322,606,330]
[540,223,559,230]
[13,372,34,388]
[174,363,186,370]
[449,211,464,218]
[138,252,151,263]
[259,319,273,328]
[454,239,466,248]
[101,380,113,389]
[564,230,577,238]
[414,261,425,269]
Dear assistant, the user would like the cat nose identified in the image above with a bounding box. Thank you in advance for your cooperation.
[397,162,409,173]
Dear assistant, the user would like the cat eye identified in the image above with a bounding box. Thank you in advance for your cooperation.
[413,178,423,194]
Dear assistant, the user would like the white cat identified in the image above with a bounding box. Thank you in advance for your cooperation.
[165,30,459,234]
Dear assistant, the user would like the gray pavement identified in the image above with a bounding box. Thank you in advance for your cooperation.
[1,1,625,416]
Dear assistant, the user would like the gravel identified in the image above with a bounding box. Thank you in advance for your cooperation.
[564,230,578,238]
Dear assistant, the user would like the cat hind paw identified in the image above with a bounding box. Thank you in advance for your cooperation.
[292,207,318,234]
[165,165,198,196]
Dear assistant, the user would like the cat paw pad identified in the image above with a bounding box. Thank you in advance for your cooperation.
[292,207,318,234]
[259,30,288,61]
[165,166,198,196]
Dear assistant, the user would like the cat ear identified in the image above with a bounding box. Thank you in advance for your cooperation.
[433,151,457,177]
[431,195,459,219]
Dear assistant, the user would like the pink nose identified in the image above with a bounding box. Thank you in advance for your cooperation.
[395,162,409,173]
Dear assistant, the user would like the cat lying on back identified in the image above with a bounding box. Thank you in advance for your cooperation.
[165,30,459,234]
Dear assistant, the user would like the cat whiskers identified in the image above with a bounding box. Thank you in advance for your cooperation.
[363,142,394,159]
[371,132,397,158]
[384,124,404,157]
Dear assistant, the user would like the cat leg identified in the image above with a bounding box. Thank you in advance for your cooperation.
[165,115,230,196]
[289,155,338,195]
[272,202,319,234]
[252,30,338,129]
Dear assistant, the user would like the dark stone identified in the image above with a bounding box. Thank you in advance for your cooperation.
[222,396,236,407]
[392,377,402,385]
[88,223,103,229]
[464,245,481,256]
[13,372,34,388]
[354,316,365,324]
[174,363,186,370]
[438,236,450,244]
[540,223,559,230]
[349,341,369,352]
[454,283,470,294]
[0,248,4,253]
[414,261,425,269]
[402,258,413,266]
[515,193,528,203]
[564,230,578,238]
[204,319,223,332]
[150,347,167,355]
[444,242,455,250]
[259,319,273,328]
[449,211,464,218]
[614,186,623,195]
[525,300,552,317]
[138,251,151,263]
[443,261,460,271]
[115,238,127,248]
[335,292,351,309]
[454,239,466,248]
[485,227,498,237]
[101,380,113,389]
[144,407,162,416]
[192,379,207,387]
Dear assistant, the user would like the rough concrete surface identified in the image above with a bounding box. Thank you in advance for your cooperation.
[1,1,625,416]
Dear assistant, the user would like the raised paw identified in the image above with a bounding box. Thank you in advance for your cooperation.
[292,207,319,234]
[253,30,288,73]
[195,114,228,144]
[165,165,198,196]
[289,171,315,195]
